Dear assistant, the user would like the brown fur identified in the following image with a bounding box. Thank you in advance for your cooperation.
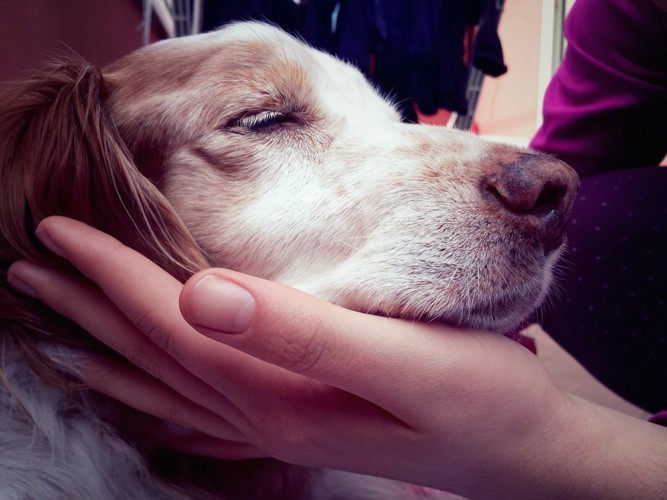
[0,58,210,383]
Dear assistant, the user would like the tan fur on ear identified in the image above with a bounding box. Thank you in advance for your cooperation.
[0,56,209,385]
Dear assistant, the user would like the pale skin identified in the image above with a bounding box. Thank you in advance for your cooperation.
[6,217,667,499]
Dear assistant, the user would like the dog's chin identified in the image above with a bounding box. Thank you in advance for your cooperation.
[364,287,544,335]
[385,256,559,335]
[451,294,540,334]
[395,310,529,336]
[364,302,526,335]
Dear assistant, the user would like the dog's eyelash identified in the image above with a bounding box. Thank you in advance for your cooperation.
[236,111,291,130]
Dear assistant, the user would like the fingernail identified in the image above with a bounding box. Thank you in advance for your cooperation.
[7,263,40,299]
[185,275,256,334]
[35,226,67,258]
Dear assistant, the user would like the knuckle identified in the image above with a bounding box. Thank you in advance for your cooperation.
[132,307,172,351]
[163,407,193,432]
[275,313,328,374]
[83,239,128,281]
[260,420,312,462]
[246,397,313,462]
[121,344,165,381]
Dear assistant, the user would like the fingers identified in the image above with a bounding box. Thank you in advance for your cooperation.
[7,216,426,467]
[179,268,482,416]
[80,354,247,444]
[8,216,522,477]
[32,216,202,359]
[166,433,266,460]
[14,217,511,435]
[14,217,371,435]
[26,217,296,404]
[7,258,249,430]
[82,357,267,460]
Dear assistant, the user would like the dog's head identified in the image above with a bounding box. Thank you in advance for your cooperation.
[0,22,578,373]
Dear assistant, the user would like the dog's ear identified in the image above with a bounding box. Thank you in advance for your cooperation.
[0,56,209,278]
[0,57,209,376]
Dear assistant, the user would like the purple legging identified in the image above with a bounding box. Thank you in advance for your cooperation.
[538,166,667,412]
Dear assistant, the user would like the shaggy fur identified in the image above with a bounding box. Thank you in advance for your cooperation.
[0,22,577,499]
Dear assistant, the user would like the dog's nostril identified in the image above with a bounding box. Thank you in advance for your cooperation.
[533,185,566,215]
[484,153,579,251]
[489,181,566,216]
[485,155,577,215]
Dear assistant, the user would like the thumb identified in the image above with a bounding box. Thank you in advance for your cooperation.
[179,269,452,409]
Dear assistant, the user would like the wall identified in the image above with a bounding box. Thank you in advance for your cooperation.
[474,0,544,141]
[1,0,153,81]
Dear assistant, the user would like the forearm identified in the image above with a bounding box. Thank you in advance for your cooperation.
[336,385,667,499]
[473,393,667,499]
[565,396,667,498]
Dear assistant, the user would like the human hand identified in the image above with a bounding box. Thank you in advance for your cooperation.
[8,217,667,498]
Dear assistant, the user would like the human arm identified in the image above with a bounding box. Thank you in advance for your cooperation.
[530,0,667,177]
[7,216,667,499]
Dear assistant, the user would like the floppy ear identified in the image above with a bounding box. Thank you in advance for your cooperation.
[0,57,209,379]
[0,57,209,275]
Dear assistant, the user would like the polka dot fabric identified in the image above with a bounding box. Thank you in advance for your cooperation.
[540,166,667,413]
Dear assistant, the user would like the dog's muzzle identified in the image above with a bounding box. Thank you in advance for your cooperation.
[482,152,579,254]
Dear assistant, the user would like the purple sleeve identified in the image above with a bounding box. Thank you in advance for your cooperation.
[649,410,667,427]
[530,0,667,178]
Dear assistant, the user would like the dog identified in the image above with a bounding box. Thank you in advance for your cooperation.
[0,22,578,499]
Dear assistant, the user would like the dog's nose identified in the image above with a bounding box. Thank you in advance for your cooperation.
[483,152,579,253]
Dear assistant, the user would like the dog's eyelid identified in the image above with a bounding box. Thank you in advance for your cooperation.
[229,110,298,131]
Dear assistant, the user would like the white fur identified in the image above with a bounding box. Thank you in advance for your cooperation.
[0,341,196,499]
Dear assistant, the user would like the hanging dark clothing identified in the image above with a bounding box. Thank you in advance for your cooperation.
[202,0,303,33]
[335,0,506,120]
[202,0,507,122]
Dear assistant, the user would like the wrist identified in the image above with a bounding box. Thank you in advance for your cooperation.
[456,386,667,499]
[517,393,667,499]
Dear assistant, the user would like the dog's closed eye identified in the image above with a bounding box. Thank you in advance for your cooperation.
[233,111,295,131]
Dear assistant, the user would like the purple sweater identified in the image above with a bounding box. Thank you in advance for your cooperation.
[530,0,667,178]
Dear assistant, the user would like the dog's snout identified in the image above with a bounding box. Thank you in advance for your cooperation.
[485,155,576,215]
[483,152,579,252]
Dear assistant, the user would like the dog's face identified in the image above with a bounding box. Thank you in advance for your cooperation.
[100,22,577,333]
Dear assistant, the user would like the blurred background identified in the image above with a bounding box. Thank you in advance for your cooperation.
[0,0,576,144]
